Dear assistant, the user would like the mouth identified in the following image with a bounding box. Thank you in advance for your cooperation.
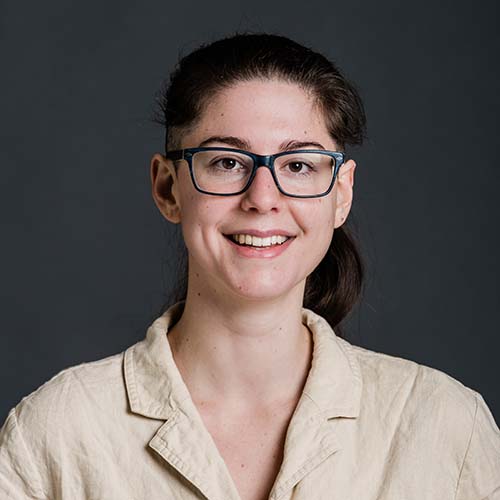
[223,233,295,249]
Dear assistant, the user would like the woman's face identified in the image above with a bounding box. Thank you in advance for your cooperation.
[151,78,356,302]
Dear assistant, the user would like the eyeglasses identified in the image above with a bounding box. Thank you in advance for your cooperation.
[164,147,345,198]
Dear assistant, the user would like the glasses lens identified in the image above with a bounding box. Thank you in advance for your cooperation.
[274,152,335,196]
[192,150,253,194]
[192,150,336,196]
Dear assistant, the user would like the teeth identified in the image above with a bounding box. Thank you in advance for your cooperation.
[230,234,290,247]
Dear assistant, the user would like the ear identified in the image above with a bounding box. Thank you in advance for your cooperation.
[150,153,182,224]
[334,159,356,228]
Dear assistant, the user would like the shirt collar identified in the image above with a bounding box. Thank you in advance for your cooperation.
[124,300,362,421]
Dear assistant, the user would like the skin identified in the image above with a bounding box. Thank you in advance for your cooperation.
[150,78,356,416]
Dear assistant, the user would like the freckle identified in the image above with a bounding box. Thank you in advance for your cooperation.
[195,273,199,277]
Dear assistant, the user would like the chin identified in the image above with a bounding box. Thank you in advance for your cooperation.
[225,272,303,301]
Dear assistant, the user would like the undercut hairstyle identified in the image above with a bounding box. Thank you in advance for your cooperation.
[152,32,367,338]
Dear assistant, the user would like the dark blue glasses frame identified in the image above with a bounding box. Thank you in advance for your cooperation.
[164,147,345,198]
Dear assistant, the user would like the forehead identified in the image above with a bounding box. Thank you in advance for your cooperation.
[182,79,335,151]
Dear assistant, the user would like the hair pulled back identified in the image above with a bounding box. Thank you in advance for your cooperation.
[153,32,367,337]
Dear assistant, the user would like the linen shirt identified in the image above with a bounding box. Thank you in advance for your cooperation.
[1,300,499,499]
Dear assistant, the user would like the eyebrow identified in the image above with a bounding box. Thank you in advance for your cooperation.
[197,135,326,151]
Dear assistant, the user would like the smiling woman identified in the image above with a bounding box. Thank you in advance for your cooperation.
[1,33,499,500]
[151,76,360,316]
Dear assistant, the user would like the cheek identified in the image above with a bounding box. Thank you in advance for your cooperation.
[300,199,336,262]
[179,196,228,252]
[302,198,336,234]
[322,198,336,231]
[178,196,205,245]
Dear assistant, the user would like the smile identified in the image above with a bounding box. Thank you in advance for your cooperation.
[227,234,291,248]
[222,233,295,258]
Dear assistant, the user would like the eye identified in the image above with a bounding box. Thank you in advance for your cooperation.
[216,157,241,170]
[284,161,315,175]
[209,156,250,171]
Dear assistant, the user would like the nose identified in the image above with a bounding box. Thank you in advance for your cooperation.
[240,164,282,213]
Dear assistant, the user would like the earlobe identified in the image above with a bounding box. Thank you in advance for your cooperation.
[150,153,182,224]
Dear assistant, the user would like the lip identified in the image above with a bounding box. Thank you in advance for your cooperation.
[223,229,296,238]
[223,233,295,258]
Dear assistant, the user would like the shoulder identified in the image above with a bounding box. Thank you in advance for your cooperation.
[340,338,480,428]
[0,352,127,496]
[8,351,126,437]
[0,352,128,497]
[336,339,500,496]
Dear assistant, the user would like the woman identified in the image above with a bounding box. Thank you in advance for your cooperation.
[1,33,499,500]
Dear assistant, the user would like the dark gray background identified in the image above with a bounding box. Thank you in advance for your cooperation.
[1,1,499,424]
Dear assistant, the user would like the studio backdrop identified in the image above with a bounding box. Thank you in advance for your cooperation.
[1,0,499,423]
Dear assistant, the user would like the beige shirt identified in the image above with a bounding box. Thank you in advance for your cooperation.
[1,300,499,499]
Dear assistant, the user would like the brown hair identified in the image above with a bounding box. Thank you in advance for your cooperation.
[152,32,367,337]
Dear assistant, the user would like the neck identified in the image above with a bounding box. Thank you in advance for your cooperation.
[166,269,313,412]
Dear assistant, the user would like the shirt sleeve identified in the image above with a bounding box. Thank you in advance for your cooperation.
[0,407,46,500]
[455,391,500,500]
